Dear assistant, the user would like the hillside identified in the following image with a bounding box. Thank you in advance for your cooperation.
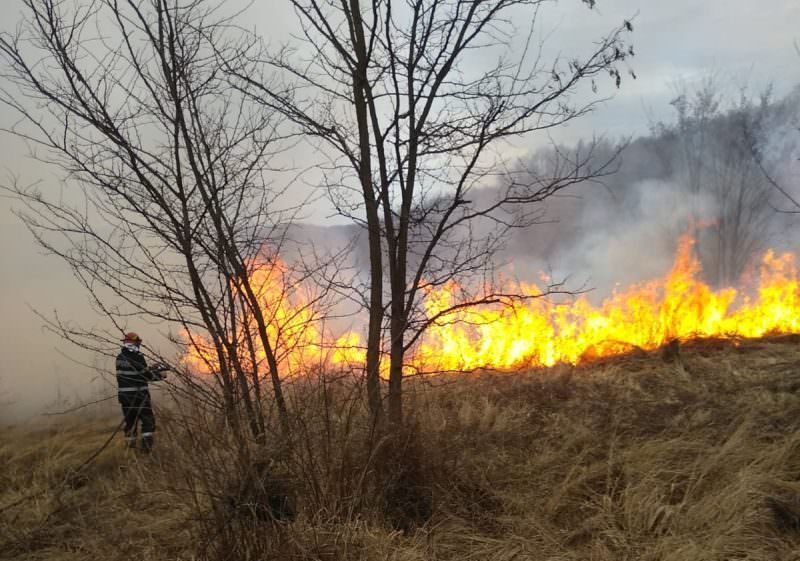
[3,336,800,560]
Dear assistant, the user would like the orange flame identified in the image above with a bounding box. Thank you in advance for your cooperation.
[181,258,342,376]
[416,234,798,370]
[183,234,800,376]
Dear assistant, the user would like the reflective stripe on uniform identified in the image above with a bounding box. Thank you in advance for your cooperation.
[141,432,154,437]
[118,386,148,392]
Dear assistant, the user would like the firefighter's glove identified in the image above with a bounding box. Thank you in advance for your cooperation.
[151,364,171,380]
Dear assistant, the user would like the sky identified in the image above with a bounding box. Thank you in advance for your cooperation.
[0,0,798,419]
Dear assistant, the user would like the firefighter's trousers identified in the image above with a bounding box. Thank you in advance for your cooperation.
[118,389,156,450]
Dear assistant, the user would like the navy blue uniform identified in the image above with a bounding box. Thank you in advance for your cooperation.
[116,347,164,450]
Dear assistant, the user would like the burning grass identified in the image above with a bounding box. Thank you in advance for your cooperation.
[183,233,800,377]
[4,336,800,560]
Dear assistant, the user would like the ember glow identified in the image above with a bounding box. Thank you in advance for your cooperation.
[183,234,800,376]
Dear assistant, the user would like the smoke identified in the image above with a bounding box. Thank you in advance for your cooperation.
[493,178,710,306]
[497,84,800,301]
[548,180,716,294]
[0,235,112,425]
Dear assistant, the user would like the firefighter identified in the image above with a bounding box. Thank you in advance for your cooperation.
[116,332,167,451]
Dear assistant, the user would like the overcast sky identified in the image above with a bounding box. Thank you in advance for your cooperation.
[1,0,799,418]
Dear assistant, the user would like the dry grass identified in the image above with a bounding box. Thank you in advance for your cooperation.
[4,336,800,560]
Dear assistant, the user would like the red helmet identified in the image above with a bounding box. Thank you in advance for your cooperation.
[122,332,142,344]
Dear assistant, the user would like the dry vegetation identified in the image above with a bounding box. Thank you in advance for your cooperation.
[4,337,800,560]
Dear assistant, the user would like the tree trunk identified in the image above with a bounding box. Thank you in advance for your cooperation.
[387,315,404,427]
[347,0,384,423]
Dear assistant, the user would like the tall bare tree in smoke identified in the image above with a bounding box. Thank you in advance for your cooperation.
[0,0,319,440]
[231,0,634,426]
[662,81,793,286]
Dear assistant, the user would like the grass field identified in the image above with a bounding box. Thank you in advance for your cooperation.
[3,336,800,560]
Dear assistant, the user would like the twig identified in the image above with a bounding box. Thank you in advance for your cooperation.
[42,394,118,416]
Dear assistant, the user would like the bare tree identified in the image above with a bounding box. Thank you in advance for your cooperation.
[0,0,319,441]
[230,0,635,426]
[664,80,792,285]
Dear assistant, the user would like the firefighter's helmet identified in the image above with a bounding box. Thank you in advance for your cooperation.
[122,332,142,344]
